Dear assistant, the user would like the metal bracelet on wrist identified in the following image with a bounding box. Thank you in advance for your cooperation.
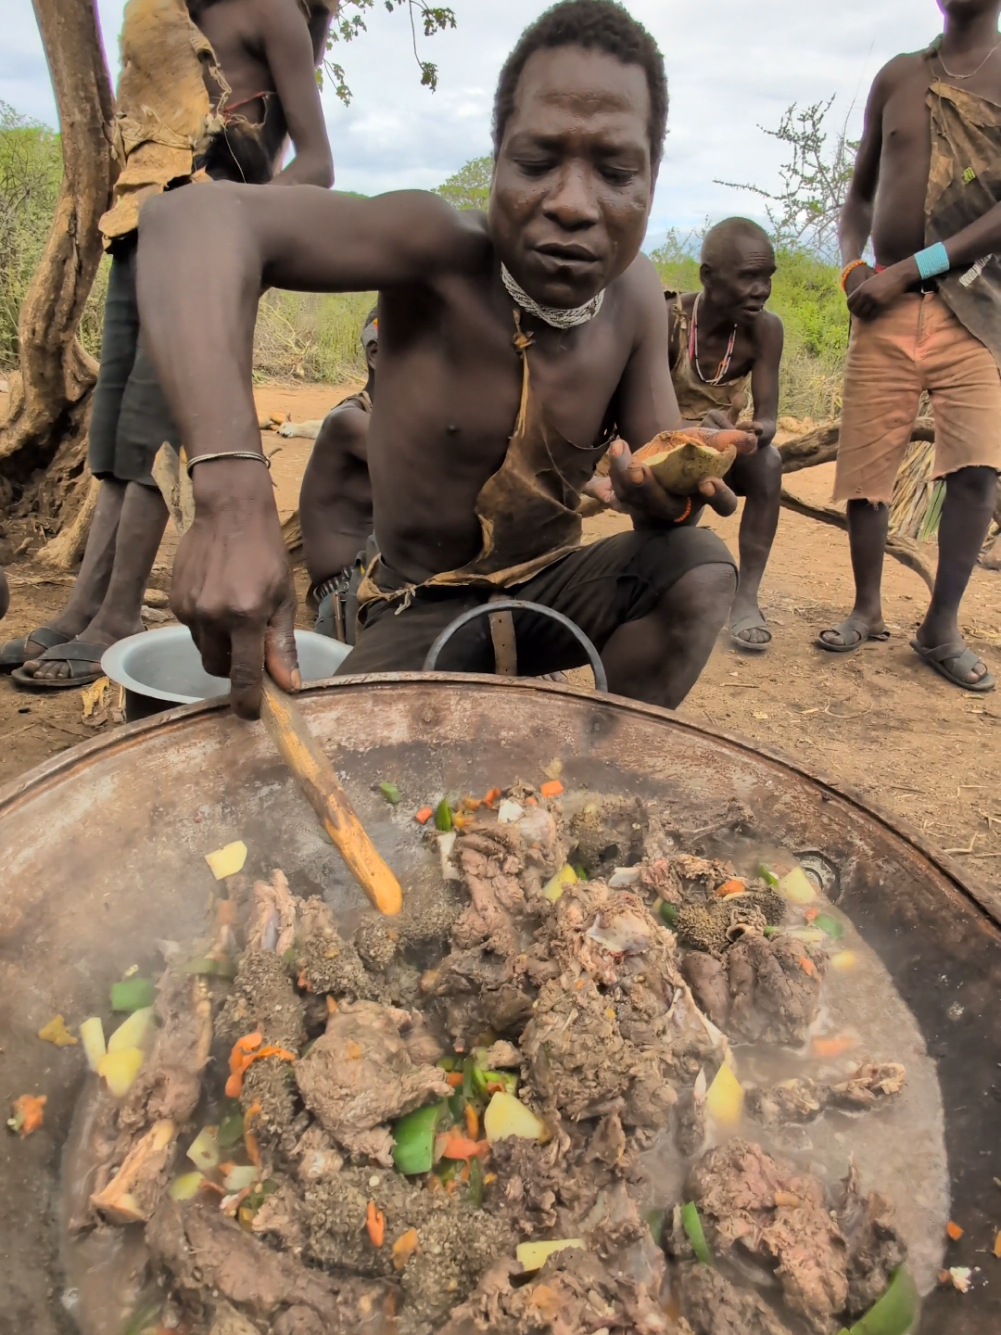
[185,451,272,478]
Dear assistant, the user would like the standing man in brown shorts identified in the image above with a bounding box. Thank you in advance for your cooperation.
[2,0,334,688]
[819,0,1001,692]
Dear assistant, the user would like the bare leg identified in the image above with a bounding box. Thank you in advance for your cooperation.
[729,445,782,647]
[15,479,128,655]
[912,465,996,685]
[817,499,889,649]
[601,563,736,708]
[25,482,168,681]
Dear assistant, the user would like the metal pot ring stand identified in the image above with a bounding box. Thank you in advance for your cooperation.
[422,598,609,692]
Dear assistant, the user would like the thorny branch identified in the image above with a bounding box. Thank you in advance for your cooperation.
[716,97,859,259]
[322,0,456,104]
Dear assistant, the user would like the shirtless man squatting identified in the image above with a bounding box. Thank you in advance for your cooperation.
[1,0,334,687]
[139,0,752,720]
[819,0,1001,692]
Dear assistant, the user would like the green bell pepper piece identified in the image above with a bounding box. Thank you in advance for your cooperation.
[841,1268,919,1335]
[110,978,156,1012]
[681,1202,714,1267]
[393,1102,446,1175]
[435,799,453,832]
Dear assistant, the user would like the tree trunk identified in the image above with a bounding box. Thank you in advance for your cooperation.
[0,0,115,535]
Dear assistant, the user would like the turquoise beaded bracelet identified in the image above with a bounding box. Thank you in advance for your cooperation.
[914,242,950,281]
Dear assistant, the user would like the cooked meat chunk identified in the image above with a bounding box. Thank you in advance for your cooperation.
[354,918,400,972]
[296,897,383,1001]
[827,1062,906,1110]
[426,946,535,1048]
[747,1064,905,1126]
[451,820,554,954]
[491,1135,568,1235]
[295,1000,450,1158]
[247,869,298,955]
[678,1263,795,1335]
[147,1197,348,1328]
[219,948,306,1052]
[438,1246,674,1335]
[725,934,827,1045]
[835,1163,907,1320]
[746,1078,826,1126]
[688,1140,849,1333]
[566,795,649,872]
[681,953,729,1028]
[521,978,630,1120]
[302,1166,515,1331]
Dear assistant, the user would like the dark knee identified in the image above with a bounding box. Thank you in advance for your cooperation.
[662,563,736,623]
[945,465,998,504]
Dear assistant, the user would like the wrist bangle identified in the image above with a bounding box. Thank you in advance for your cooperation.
[840,259,868,292]
[914,242,950,281]
[674,496,693,524]
[185,451,271,478]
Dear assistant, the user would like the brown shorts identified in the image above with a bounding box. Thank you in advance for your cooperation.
[835,293,1001,504]
[336,526,735,677]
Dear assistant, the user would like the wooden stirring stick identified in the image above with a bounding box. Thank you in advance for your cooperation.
[260,677,403,916]
[151,445,402,914]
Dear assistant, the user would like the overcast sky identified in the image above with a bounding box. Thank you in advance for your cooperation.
[1,0,964,248]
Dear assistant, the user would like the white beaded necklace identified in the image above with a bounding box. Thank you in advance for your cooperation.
[500,263,604,329]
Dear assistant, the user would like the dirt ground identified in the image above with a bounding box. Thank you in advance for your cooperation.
[1,381,999,897]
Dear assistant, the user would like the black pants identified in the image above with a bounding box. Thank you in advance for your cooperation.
[88,235,180,488]
[338,525,735,676]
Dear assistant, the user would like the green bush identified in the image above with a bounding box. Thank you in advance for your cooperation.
[253,288,375,383]
[650,228,848,422]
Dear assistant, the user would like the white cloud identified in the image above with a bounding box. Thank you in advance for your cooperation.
[3,0,953,246]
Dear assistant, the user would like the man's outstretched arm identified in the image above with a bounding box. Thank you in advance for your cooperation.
[136,183,476,717]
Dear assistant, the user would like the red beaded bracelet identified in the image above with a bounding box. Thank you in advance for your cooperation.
[674,497,693,524]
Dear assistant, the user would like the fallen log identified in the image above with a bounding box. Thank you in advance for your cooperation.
[777,416,934,475]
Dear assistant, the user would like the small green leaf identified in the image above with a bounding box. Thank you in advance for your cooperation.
[379,782,402,805]
[681,1202,714,1267]
[758,862,780,886]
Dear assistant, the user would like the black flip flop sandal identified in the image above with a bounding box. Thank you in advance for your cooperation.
[12,641,108,691]
[816,618,890,654]
[730,610,772,653]
[910,638,995,693]
[0,625,74,673]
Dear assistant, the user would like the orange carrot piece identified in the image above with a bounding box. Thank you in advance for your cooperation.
[803,907,820,922]
[540,780,564,799]
[224,1071,244,1099]
[482,788,501,808]
[367,1200,386,1247]
[9,1093,46,1136]
[798,956,818,978]
[392,1227,420,1270]
[326,996,338,1014]
[946,1221,964,1241]
[993,1230,1001,1259]
[464,1103,480,1141]
[811,1035,856,1059]
[441,1135,489,1161]
[715,879,746,898]
[485,1081,506,1095]
[346,1040,363,1059]
[414,807,434,824]
[229,1033,263,1075]
[446,1072,464,1088]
